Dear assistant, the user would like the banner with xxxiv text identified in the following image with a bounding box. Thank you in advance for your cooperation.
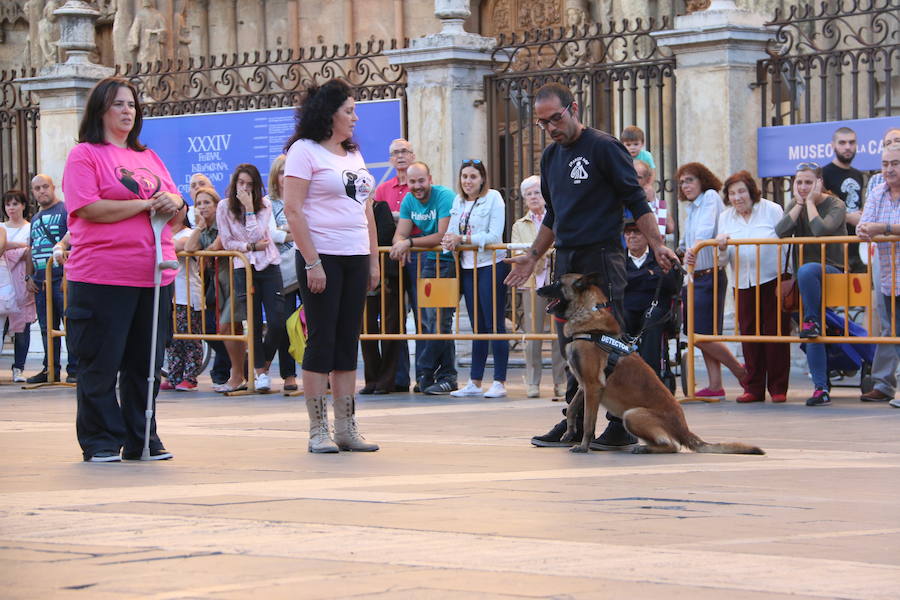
[141,99,404,203]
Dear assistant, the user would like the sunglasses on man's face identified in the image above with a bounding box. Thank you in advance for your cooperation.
[535,104,571,130]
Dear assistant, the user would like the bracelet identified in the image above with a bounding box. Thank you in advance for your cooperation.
[408,238,414,248]
[246,211,255,216]
[304,258,322,271]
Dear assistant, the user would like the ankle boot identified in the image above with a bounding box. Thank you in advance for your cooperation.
[305,396,339,453]
[332,395,379,452]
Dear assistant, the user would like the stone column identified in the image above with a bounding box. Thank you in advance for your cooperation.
[385,0,498,188]
[19,1,114,196]
[653,0,774,179]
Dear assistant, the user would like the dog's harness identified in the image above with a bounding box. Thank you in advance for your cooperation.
[571,331,638,377]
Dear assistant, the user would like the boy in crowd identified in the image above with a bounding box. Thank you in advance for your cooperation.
[620,125,656,170]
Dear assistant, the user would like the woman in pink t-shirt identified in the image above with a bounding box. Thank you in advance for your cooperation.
[62,77,184,463]
[283,78,379,453]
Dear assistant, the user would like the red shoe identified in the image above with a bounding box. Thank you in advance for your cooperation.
[736,393,763,403]
[159,380,175,391]
[771,394,787,403]
[696,387,726,398]
[175,380,197,391]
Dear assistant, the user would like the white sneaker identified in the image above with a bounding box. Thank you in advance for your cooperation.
[12,368,25,383]
[484,381,507,398]
[554,383,567,398]
[450,381,482,397]
[526,385,540,398]
[254,372,271,392]
[890,397,900,409]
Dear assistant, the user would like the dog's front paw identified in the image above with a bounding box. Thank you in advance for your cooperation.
[560,429,576,443]
[569,445,589,453]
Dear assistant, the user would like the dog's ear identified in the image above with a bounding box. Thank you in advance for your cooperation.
[581,272,605,290]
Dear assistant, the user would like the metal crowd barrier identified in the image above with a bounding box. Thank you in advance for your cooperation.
[23,251,259,395]
[360,244,557,341]
[684,235,900,402]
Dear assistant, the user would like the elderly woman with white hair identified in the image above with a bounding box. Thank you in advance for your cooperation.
[510,175,566,398]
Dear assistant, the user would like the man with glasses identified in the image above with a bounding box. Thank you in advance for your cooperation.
[376,139,417,391]
[506,82,678,450]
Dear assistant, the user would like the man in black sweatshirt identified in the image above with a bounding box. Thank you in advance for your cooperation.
[505,82,678,450]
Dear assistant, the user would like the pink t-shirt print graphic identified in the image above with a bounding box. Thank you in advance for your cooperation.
[115,166,162,199]
[343,169,374,204]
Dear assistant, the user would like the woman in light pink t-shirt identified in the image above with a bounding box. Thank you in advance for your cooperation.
[283,78,379,454]
[62,77,184,463]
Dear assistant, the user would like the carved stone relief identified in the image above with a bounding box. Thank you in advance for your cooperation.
[38,0,61,68]
[127,0,168,65]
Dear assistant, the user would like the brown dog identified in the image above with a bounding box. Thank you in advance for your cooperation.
[538,273,764,455]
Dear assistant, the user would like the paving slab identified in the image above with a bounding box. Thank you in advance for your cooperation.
[1,373,899,599]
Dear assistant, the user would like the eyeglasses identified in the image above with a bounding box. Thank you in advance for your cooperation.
[796,161,820,171]
[535,104,571,130]
[678,176,697,186]
[389,148,412,157]
[461,159,482,167]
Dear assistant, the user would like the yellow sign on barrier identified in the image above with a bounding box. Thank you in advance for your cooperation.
[417,277,459,308]
[824,272,871,308]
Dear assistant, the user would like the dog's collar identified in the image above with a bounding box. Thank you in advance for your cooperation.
[591,301,612,312]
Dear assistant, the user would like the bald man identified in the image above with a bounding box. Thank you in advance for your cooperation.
[25,174,78,384]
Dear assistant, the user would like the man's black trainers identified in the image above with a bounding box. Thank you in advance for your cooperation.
[123,448,174,461]
[65,374,78,384]
[589,420,638,450]
[531,419,580,447]
[424,380,457,395]
[799,319,820,339]
[26,369,59,384]
[806,389,831,406]
[84,451,121,463]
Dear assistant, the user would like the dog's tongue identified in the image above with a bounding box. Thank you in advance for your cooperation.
[545,298,559,313]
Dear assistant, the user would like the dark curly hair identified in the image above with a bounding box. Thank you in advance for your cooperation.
[78,77,146,151]
[675,162,722,202]
[722,170,761,206]
[283,79,358,153]
[2,189,32,221]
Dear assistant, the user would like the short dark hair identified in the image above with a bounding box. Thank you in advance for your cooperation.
[78,77,146,151]
[832,126,856,141]
[675,162,722,202]
[722,170,761,206]
[458,159,489,201]
[227,163,265,222]
[534,82,574,108]
[621,125,645,143]
[283,78,358,153]
[1,189,31,221]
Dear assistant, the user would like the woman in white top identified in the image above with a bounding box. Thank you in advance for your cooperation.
[162,204,204,391]
[442,159,509,398]
[283,78,379,453]
[715,171,789,404]
[1,190,36,382]
[510,175,565,399]
[678,162,747,399]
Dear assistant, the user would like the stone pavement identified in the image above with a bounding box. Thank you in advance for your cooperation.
[1,374,899,599]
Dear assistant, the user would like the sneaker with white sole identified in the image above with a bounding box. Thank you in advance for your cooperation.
[484,381,507,398]
[254,372,271,392]
[526,384,540,398]
[890,397,900,408]
[12,368,25,383]
[450,381,482,397]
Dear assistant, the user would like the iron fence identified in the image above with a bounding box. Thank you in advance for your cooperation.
[486,18,678,240]
[0,67,40,199]
[756,0,899,203]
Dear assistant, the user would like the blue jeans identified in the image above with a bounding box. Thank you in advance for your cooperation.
[34,276,78,376]
[2,319,29,370]
[418,257,457,384]
[395,259,422,386]
[460,262,510,382]
[798,262,840,389]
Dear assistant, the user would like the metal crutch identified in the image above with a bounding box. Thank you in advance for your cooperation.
[142,210,179,460]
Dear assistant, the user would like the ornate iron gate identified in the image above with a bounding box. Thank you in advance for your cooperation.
[486,19,678,237]
[0,68,40,199]
[756,0,899,202]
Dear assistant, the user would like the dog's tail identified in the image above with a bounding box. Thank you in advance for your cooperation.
[683,433,765,455]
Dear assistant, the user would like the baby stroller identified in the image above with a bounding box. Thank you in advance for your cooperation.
[800,308,875,392]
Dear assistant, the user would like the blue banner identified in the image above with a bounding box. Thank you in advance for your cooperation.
[140,99,404,202]
[757,116,899,178]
